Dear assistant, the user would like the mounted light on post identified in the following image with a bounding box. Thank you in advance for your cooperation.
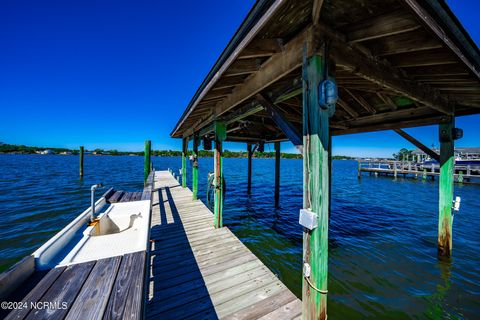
[318,40,337,117]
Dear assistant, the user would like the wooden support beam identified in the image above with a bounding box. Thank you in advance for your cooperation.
[212,75,248,90]
[312,0,324,25]
[388,50,457,68]
[337,98,359,118]
[144,140,151,185]
[215,26,315,117]
[333,115,445,136]
[394,128,440,162]
[274,141,280,208]
[302,54,331,320]
[192,134,199,200]
[376,92,397,111]
[247,143,253,195]
[238,38,283,59]
[214,122,226,228]
[346,10,421,43]
[224,59,261,77]
[343,88,377,114]
[79,146,84,177]
[256,93,303,152]
[370,31,443,56]
[438,117,455,257]
[181,138,188,188]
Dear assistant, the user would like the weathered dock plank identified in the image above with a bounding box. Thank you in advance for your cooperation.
[146,171,301,319]
[4,252,146,320]
[64,257,121,320]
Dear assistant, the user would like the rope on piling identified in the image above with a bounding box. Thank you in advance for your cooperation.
[304,276,328,294]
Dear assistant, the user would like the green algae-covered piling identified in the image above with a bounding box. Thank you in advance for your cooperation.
[438,117,455,257]
[79,146,84,177]
[181,138,188,188]
[247,143,253,195]
[192,134,199,200]
[144,140,151,184]
[302,54,331,319]
[214,122,226,228]
[274,141,280,208]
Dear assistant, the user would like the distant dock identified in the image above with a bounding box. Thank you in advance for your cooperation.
[358,160,480,184]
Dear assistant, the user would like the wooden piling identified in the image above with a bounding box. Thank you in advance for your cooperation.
[144,140,151,184]
[181,138,188,188]
[79,146,84,177]
[214,122,226,228]
[192,134,199,200]
[302,54,331,320]
[438,117,455,257]
[247,143,253,195]
[274,141,280,208]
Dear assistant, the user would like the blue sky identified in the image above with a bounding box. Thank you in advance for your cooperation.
[0,0,478,157]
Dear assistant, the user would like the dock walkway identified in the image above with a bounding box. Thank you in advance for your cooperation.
[146,171,301,319]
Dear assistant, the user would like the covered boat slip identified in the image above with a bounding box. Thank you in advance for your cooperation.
[171,0,480,319]
[146,171,301,319]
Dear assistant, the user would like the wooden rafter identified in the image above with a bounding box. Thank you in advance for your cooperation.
[346,10,421,43]
[337,98,359,118]
[343,88,377,114]
[376,92,397,111]
[403,0,480,79]
[312,0,324,25]
[238,38,283,59]
[315,23,455,115]
[214,26,315,118]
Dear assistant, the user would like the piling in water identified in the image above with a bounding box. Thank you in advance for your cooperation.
[79,146,84,177]
[144,140,151,184]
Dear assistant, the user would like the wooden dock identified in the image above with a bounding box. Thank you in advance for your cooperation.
[3,251,146,320]
[358,160,480,184]
[146,170,301,319]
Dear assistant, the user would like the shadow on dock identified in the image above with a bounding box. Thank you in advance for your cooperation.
[147,186,218,319]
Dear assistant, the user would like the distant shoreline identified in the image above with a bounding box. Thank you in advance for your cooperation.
[0,143,354,160]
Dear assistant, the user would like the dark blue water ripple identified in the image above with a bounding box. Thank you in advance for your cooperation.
[0,155,479,319]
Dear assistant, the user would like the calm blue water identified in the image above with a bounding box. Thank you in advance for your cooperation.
[1,154,479,319]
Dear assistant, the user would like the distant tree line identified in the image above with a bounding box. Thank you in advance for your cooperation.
[0,143,354,160]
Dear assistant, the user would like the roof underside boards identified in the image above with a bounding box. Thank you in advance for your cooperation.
[171,0,480,143]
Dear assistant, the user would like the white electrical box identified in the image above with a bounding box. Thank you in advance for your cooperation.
[299,209,318,230]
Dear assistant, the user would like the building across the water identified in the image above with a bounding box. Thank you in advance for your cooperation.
[412,147,480,162]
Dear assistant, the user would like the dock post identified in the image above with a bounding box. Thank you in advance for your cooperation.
[438,117,455,257]
[144,140,151,184]
[79,146,84,177]
[302,54,332,320]
[357,160,361,179]
[274,141,280,208]
[247,143,253,195]
[192,134,199,200]
[394,161,398,178]
[181,137,188,188]
[214,122,226,228]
